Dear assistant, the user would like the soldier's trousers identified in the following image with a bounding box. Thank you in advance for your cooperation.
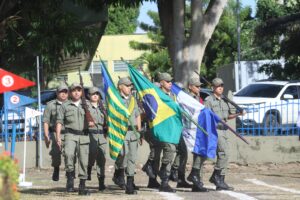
[64,133,90,179]
[159,142,176,177]
[192,154,207,181]
[215,130,229,175]
[172,136,188,173]
[115,132,139,176]
[88,133,106,177]
[49,132,62,167]
[144,131,161,174]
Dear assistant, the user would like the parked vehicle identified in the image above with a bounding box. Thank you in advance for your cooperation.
[233,80,300,134]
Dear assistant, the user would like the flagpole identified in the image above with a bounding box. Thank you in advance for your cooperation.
[4,92,8,150]
[36,56,43,168]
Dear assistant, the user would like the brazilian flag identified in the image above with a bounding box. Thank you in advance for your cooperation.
[101,62,129,160]
[128,65,183,144]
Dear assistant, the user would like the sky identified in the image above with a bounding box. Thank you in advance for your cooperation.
[136,0,257,33]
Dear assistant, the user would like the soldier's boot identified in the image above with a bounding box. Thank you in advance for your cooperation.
[209,169,232,190]
[187,168,208,192]
[125,176,137,195]
[78,179,90,196]
[147,176,161,189]
[112,169,126,189]
[132,176,139,190]
[98,176,106,191]
[66,172,75,192]
[169,167,178,182]
[87,166,92,181]
[52,167,59,181]
[158,164,176,193]
[176,171,192,188]
[142,159,155,179]
[217,175,234,191]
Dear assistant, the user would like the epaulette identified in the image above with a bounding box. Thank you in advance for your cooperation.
[46,99,56,105]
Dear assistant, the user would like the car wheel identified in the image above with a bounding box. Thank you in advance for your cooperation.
[263,113,280,135]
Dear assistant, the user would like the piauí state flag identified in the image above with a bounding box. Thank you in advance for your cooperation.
[128,64,183,144]
[5,91,37,110]
[171,83,220,159]
[101,62,130,160]
[0,68,35,93]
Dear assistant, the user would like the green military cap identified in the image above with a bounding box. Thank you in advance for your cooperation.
[88,86,100,94]
[57,84,68,92]
[118,77,132,86]
[188,77,202,86]
[69,83,82,90]
[158,72,172,82]
[212,77,224,87]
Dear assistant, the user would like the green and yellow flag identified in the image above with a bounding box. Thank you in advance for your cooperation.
[128,64,183,144]
[101,62,129,160]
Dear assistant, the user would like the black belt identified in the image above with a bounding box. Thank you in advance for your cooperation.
[49,127,65,134]
[65,128,89,135]
[88,130,103,134]
[217,124,228,130]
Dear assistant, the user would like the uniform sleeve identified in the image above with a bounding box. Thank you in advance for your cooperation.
[42,104,51,124]
[56,104,65,125]
[204,96,212,108]
[134,98,141,118]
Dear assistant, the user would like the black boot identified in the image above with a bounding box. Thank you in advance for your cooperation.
[52,167,59,181]
[176,171,192,188]
[87,166,92,181]
[66,172,74,192]
[125,176,137,194]
[169,167,178,182]
[78,179,90,196]
[112,169,126,189]
[142,159,155,178]
[187,168,208,192]
[159,164,176,193]
[210,169,232,190]
[132,176,139,190]
[218,175,234,191]
[98,176,106,191]
[147,176,161,189]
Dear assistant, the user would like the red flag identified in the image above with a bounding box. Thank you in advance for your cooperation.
[0,68,36,93]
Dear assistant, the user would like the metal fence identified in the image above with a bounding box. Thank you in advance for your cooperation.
[236,100,300,136]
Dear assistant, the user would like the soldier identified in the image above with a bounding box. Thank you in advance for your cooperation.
[86,87,106,191]
[56,83,90,195]
[204,78,244,190]
[113,77,141,195]
[156,72,177,192]
[185,77,209,192]
[43,84,68,181]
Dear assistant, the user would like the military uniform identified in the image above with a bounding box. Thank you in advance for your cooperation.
[43,84,68,181]
[56,83,90,195]
[204,77,235,191]
[113,77,141,195]
[86,87,106,190]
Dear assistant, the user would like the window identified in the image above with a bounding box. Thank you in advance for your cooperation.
[89,61,107,74]
[113,60,133,72]
[282,86,299,99]
[235,84,284,98]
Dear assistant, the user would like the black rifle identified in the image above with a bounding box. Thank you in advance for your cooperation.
[194,71,244,114]
[78,68,95,125]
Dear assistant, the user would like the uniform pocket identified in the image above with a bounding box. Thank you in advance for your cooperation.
[65,110,75,123]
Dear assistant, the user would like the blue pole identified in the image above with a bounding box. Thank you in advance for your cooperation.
[11,124,16,159]
[4,92,9,151]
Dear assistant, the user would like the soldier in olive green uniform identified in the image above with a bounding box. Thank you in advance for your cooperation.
[56,83,90,195]
[86,87,107,191]
[204,78,244,191]
[43,84,69,181]
[185,77,209,192]
[113,77,141,195]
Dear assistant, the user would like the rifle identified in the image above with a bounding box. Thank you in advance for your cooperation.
[78,68,95,126]
[193,71,244,114]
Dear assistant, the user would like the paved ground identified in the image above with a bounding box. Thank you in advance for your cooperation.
[19,162,300,200]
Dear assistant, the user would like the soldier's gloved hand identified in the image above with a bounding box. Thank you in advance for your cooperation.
[44,135,50,148]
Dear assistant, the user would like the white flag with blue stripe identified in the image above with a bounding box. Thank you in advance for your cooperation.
[171,84,220,159]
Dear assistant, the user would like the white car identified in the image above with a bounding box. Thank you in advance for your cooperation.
[233,81,300,134]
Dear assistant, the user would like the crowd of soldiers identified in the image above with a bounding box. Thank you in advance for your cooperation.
[43,72,244,195]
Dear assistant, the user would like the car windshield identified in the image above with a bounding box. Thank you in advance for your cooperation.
[235,84,284,98]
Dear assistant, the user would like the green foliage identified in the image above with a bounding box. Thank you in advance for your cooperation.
[0,152,19,200]
[130,10,171,77]
[105,5,140,35]
[255,0,300,79]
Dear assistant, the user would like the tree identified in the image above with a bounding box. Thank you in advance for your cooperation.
[255,0,300,79]
[105,5,139,35]
[129,10,171,77]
